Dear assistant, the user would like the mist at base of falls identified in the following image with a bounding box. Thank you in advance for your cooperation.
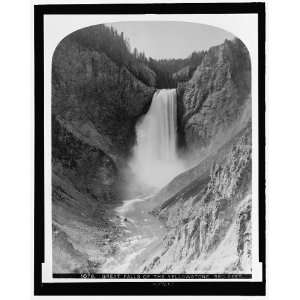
[129,89,185,189]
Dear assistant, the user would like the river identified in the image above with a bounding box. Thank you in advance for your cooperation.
[100,194,165,273]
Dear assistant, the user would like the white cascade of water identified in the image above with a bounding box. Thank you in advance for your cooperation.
[130,89,184,188]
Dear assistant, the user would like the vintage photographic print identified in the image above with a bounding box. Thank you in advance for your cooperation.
[34,3,265,296]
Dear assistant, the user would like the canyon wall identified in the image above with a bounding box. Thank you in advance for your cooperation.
[51,26,156,272]
[177,38,251,153]
[143,38,252,273]
[52,26,156,205]
[142,124,252,273]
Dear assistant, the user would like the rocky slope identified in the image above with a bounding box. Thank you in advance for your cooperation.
[52,31,155,162]
[153,38,251,208]
[51,26,157,272]
[177,38,251,153]
[141,124,252,273]
[137,38,252,274]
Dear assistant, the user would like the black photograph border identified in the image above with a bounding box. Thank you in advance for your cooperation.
[34,2,266,296]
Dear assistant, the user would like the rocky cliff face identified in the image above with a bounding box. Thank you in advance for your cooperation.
[142,124,252,273]
[52,34,155,162]
[51,26,156,272]
[139,38,252,274]
[52,26,158,204]
[177,38,251,153]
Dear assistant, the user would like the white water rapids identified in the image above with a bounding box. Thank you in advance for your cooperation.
[130,89,184,188]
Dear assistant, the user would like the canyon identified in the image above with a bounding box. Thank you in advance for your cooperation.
[51,24,252,274]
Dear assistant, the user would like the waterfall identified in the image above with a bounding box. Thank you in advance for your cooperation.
[130,89,184,188]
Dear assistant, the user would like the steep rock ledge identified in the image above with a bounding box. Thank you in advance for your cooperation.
[51,27,157,272]
[177,38,251,152]
[142,124,252,273]
[141,38,253,274]
[52,28,158,211]
[52,116,118,202]
[52,34,155,163]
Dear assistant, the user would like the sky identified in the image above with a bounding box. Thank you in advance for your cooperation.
[107,21,235,59]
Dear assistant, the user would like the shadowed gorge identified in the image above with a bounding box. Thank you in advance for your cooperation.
[51,23,252,275]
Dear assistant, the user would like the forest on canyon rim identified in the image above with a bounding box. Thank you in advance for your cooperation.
[51,23,252,274]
